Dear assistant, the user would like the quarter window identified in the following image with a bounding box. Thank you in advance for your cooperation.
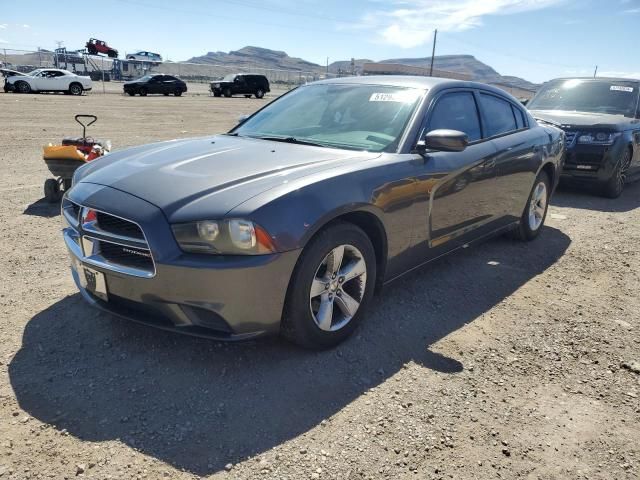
[479,93,517,137]
[428,92,482,142]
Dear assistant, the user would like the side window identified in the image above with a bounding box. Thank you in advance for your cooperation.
[164,75,176,81]
[428,91,482,142]
[479,93,517,137]
[511,104,528,130]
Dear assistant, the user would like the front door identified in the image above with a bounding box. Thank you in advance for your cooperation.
[420,90,500,249]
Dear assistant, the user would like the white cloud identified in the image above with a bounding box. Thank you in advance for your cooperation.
[22,24,30,28]
[624,7,640,13]
[0,24,7,29]
[357,0,565,48]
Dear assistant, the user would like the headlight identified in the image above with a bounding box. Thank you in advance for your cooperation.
[577,132,621,145]
[172,219,275,255]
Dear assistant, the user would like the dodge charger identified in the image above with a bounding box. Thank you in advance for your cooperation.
[63,76,564,349]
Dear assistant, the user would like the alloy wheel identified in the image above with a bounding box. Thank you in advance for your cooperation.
[309,244,367,332]
[528,181,547,231]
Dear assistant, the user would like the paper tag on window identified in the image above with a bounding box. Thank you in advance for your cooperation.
[369,91,420,103]
[610,86,634,93]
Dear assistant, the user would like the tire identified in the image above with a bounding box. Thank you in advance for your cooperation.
[255,89,265,99]
[139,87,148,97]
[601,148,632,199]
[16,81,31,94]
[69,83,83,96]
[44,178,61,203]
[213,91,221,97]
[223,88,232,98]
[174,90,182,97]
[510,171,550,241]
[281,222,376,349]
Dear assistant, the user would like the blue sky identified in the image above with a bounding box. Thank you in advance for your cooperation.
[1,0,639,83]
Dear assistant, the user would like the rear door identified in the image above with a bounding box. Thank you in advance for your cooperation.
[421,89,500,248]
[478,91,543,224]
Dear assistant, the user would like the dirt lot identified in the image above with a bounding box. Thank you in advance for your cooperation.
[0,87,638,480]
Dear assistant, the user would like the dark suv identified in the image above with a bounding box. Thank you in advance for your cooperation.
[528,77,640,198]
[211,74,270,98]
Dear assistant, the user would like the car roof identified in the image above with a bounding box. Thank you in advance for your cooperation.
[310,75,514,96]
[545,76,640,83]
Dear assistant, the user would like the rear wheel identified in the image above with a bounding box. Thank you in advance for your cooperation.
[255,88,265,99]
[601,148,632,198]
[139,87,148,96]
[282,222,376,349]
[16,81,31,94]
[44,178,61,203]
[510,171,550,241]
[69,83,83,96]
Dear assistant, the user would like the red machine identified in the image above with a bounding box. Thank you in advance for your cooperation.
[86,38,119,58]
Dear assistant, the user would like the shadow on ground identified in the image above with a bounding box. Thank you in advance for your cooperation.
[552,180,640,213]
[9,227,570,475]
[23,197,60,218]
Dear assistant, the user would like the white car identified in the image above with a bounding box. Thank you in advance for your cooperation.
[126,51,162,63]
[6,68,92,95]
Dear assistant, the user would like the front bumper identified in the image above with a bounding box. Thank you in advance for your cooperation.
[560,140,625,183]
[64,182,301,340]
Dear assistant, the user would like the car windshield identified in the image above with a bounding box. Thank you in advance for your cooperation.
[528,79,640,117]
[222,74,236,82]
[27,69,43,77]
[233,83,424,152]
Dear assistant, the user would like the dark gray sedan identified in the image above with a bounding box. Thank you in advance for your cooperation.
[63,76,564,348]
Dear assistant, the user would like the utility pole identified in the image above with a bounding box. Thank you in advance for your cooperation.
[429,29,438,77]
[593,65,598,78]
[326,56,329,76]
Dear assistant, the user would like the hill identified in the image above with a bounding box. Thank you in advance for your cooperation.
[184,47,537,91]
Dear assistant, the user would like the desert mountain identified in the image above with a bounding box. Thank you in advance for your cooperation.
[185,47,537,90]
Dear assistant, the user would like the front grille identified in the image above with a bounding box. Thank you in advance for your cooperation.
[63,202,155,278]
[564,131,577,148]
[99,241,154,271]
[96,211,145,240]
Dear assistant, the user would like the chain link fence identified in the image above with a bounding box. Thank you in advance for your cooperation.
[0,48,335,92]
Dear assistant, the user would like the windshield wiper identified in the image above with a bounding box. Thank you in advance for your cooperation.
[250,135,328,148]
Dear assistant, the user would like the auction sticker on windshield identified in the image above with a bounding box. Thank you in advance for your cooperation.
[610,86,634,92]
[369,91,420,103]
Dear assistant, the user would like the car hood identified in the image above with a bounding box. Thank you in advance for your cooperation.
[76,135,380,222]
[530,110,638,131]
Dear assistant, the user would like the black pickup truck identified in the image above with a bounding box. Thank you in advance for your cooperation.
[528,77,640,197]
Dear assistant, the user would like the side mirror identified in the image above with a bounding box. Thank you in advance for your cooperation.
[417,129,469,153]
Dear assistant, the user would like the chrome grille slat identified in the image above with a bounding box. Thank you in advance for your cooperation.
[62,201,156,278]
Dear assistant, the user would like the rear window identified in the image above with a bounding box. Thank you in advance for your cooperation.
[479,93,517,137]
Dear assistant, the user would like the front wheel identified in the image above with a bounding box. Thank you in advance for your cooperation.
[601,148,632,198]
[139,87,148,96]
[510,171,550,241]
[223,88,232,98]
[174,90,182,97]
[282,222,376,349]
[69,83,83,96]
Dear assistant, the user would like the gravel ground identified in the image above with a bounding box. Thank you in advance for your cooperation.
[0,88,638,480]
